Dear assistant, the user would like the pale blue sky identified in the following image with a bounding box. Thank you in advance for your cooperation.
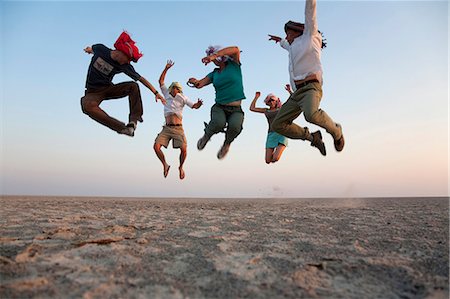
[1,1,448,198]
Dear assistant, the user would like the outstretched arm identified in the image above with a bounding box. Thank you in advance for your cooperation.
[268,35,282,44]
[84,46,93,54]
[249,92,266,113]
[268,35,289,50]
[201,46,241,65]
[187,76,211,89]
[138,76,167,105]
[192,99,203,109]
[159,60,174,87]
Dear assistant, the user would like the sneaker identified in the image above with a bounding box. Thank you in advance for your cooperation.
[334,124,344,152]
[119,126,134,137]
[217,143,230,160]
[197,134,210,150]
[310,130,326,156]
[126,121,137,130]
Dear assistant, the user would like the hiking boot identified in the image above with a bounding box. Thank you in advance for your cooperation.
[217,143,230,160]
[334,124,344,152]
[197,134,210,150]
[310,130,326,156]
[119,126,134,137]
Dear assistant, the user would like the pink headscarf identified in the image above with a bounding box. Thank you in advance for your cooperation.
[264,93,282,109]
[114,31,143,63]
[205,45,229,62]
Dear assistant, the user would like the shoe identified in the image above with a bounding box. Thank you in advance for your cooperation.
[197,134,210,150]
[310,131,326,156]
[217,143,230,160]
[119,126,134,137]
[334,124,344,152]
[126,121,137,130]
[334,135,344,152]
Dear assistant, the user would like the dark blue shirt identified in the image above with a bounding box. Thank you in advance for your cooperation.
[85,44,141,89]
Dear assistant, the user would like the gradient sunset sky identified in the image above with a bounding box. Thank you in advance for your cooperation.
[1,0,448,198]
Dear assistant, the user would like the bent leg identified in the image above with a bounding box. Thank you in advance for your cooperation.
[265,148,274,164]
[204,104,227,138]
[102,82,143,124]
[272,144,286,163]
[81,92,126,132]
[272,95,310,140]
[224,107,244,144]
[303,83,342,140]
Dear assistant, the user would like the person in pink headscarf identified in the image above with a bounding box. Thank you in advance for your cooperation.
[250,92,288,164]
[187,45,246,160]
[81,31,165,137]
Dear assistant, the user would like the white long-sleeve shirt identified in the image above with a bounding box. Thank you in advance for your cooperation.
[280,0,323,91]
[160,84,195,119]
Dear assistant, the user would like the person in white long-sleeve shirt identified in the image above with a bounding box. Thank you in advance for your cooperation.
[268,0,344,156]
[154,60,203,179]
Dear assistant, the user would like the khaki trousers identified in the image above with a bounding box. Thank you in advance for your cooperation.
[272,82,341,140]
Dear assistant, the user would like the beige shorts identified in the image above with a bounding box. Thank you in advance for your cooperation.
[154,125,187,148]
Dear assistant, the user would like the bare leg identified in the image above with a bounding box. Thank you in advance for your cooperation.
[153,143,170,178]
[265,148,274,164]
[179,146,187,180]
[271,144,287,163]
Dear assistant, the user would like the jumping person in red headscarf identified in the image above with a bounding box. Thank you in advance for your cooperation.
[81,31,166,137]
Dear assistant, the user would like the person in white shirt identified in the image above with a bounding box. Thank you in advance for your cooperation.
[154,60,203,179]
[268,0,344,156]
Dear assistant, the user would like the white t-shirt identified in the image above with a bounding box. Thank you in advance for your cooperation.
[160,84,195,119]
[280,0,323,91]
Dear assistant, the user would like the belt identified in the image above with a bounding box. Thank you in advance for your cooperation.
[295,79,319,89]
[166,124,182,127]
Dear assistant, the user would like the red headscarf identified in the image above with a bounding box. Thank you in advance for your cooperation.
[114,31,143,63]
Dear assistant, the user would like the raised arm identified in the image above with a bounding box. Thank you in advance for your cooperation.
[138,76,167,104]
[249,92,266,113]
[159,60,174,87]
[305,0,318,36]
[285,84,293,95]
[202,46,241,65]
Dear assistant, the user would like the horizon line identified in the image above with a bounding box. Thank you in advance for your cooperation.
[1,195,449,200]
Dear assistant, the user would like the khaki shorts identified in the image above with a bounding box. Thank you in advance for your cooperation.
[154,125,187,148]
